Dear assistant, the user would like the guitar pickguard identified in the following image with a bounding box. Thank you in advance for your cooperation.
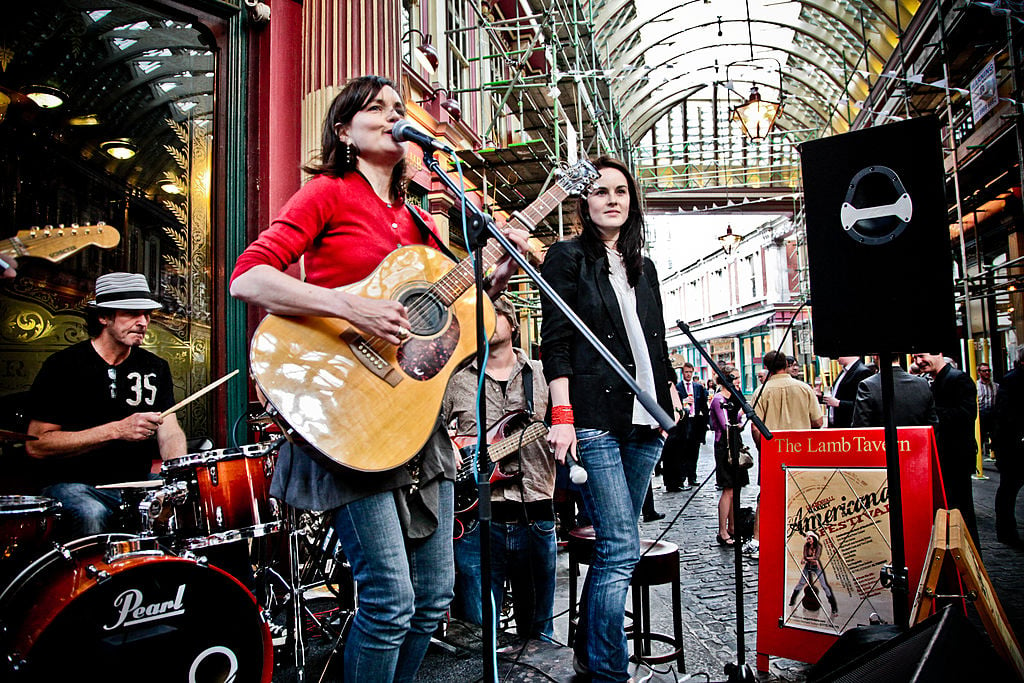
[396,317,460,380]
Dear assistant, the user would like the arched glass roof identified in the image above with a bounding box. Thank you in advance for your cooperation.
[592,0,918,144]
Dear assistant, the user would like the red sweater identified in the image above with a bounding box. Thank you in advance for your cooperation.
[231,172,439,289]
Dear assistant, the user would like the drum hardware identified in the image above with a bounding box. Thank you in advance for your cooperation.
[257,507,356,681]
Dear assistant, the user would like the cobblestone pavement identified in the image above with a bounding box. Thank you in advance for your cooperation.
[276,434,1024,682]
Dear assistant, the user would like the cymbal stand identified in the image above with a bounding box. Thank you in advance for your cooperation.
[260,507,350,681]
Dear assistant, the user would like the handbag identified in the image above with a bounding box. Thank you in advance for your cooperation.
[732,445,755,469]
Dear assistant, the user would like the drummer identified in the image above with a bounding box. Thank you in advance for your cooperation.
[25,272,187,540]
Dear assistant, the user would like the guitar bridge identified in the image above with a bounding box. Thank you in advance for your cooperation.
[341,330,403,387]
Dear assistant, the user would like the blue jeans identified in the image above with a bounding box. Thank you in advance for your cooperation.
[42,482,122,539]
[574,427,663,683]
[332,479,455,683]
[453,518,557,640]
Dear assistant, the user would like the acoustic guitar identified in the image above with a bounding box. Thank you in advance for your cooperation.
[250,160,598,472]
[453,410,549,514]
[0,223,121,263]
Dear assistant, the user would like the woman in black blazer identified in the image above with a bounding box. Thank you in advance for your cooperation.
[541,156,680,682]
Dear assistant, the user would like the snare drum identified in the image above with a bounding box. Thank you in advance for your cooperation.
[0,534,272,681]
[161,444,281,549]
[0,496,60,565]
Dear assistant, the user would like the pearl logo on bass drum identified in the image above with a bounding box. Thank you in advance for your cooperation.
[104,583,186,630]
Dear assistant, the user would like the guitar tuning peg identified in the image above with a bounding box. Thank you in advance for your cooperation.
[43,225,53,234]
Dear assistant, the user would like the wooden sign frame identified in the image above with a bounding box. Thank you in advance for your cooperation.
[911,508,1024,679]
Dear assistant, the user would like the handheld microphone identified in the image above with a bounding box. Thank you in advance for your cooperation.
[566,450,588,485]
[390,119,454,154]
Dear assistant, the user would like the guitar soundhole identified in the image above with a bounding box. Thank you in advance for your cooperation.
[400,288,449,336]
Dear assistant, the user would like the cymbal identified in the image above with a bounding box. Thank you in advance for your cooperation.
[0,428,36,442]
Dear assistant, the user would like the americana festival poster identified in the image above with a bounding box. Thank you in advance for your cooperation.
[783,467,892,633]
[756,427,939,671]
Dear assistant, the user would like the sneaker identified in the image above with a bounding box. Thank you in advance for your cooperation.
[267,621,289,647]
[742,540,759,560]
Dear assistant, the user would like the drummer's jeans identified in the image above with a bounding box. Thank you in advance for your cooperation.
[42,483,121,539]
[332,479,455,683]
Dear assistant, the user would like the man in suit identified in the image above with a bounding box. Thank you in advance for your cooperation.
[913,352,979,545]
[663,362,708,490]
[851,356,938,428]
[824,356,874,428]
[994,349,1024,546]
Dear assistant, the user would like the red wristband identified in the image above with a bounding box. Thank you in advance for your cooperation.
[551,405,574,426]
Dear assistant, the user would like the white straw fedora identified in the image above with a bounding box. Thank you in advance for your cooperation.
[88,272,163,310]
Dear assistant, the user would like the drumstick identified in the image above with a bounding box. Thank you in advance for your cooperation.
[160,369,240,418]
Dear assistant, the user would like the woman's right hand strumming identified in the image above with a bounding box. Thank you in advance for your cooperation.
[338,294,410,345]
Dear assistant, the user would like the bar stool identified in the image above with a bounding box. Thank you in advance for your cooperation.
[567,526,685,670]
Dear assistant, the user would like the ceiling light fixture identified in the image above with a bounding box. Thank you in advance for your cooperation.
[25,84,67,109]
[733,85,782,140]
[100,138,137,160]
[68,113,101,126]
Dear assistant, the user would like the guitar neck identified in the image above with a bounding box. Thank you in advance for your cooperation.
[433,184,569,306]
[487,422,549,463]
[0,238,16,258]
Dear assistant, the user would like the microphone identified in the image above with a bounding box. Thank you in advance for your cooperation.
[566,450,588,485]
[390,119,453,154]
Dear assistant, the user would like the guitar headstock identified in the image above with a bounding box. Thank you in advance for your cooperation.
[15,223,121,262]
[554,159,600,197]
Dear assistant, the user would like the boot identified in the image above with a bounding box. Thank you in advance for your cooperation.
[789,589,800,607]
[828,593,839,616]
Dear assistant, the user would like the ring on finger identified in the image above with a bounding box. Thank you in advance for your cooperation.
[396,326,409,339]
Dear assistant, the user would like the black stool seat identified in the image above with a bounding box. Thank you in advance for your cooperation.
[567,526,685,670]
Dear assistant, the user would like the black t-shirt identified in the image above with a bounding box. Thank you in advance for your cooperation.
[28,340,176,486]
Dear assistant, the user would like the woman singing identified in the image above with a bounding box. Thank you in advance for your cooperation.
[230,75,527,682]
[710,367,748,547]
[541,156,680,682]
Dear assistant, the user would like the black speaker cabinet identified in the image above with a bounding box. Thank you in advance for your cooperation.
[808,606,1015,682]
[801,116,957,356]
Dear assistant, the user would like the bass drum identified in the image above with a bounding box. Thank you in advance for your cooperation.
[0,534,272,682]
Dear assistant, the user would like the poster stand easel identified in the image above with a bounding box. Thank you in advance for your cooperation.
[911,508,1024,679]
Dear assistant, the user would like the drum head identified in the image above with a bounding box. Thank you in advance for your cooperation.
[1,535,271,682]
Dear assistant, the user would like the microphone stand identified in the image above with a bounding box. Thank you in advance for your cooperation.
[420,150,675,683]
[677,321,771,683]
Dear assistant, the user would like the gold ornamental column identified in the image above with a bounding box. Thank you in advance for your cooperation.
[301,0,403,171]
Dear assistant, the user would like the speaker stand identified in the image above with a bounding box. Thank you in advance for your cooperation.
[878,353,910,628]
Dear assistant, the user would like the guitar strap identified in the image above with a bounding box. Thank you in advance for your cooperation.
[521,362,534,416]
[406,204,460,262]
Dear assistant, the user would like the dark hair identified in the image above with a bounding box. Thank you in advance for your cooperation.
[576,156,645,287]
[86,308,107,337]
[716,365,737,387]
[303,75,407,203]
[764,350,788,373]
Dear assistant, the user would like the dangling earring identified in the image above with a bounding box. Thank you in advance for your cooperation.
[344,143,353,167]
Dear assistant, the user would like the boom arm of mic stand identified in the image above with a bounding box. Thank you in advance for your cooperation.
[423,153,675,431]
[676,320,773,441]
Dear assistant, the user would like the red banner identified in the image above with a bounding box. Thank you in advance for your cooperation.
[756,427,939,671]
